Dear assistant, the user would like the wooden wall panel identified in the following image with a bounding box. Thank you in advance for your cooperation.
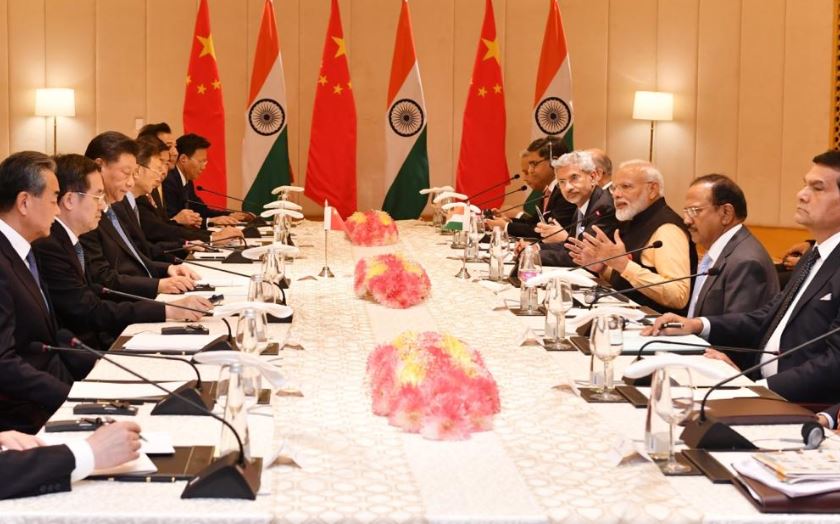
[606,0,657,171]
[0,0,834,227]
[736,0,786,226]
[96,0,145,137]
[8,0,46,152]
[779,0,833,226]
[0,0,9,159]
[46,0,95,156]
[656,0,698,205]
[695,0,741,182]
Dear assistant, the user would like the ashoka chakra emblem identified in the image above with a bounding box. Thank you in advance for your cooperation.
[249,98,285,136]
[534,97,571,136]
[389,98,424,137]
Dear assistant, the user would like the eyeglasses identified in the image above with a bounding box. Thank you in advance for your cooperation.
[527,158,548,170]
[682,205,716,218]
[72,191,106,204]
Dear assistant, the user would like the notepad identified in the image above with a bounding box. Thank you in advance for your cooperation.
[122,333,218,353]
[68,381,187,401]
[41,431,175,455]
[93,453,158,477]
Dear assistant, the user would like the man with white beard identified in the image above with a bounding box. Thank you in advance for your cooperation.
[566,160,697,314]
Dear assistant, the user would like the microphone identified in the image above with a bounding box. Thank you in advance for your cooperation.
[467,174,521,201]
[586,267,721,307]
[187,200,246,215]
[484,193,544,219]
[680,322,840,450]
[98,287,236,350]
[52,330,261,499]
[33,339,212,416]
[160,239,248,256]
[195,186,258,207]
[633,338,777,360]
[172,257,290,310]
[473,185,528,208]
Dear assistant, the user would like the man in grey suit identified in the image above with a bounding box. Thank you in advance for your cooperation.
[679,174,779,369]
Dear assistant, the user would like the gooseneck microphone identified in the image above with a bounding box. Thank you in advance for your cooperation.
[485,193,544,219]
[33,338,211,415]
[53,330,261,499]
[586,267,721,307]
[173,257,288,306]
[195,186,258,206]
[577,239,663,271]
[98,287,235,350]
[677,322,840,451]
[473,185,528,208]
[467,174,521,201]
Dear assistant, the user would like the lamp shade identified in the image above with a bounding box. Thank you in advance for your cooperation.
[35,88,75,117]
[632,91,673,121]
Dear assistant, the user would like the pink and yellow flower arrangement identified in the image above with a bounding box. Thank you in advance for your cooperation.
[354,253,431,308]
[344,210,399,246]
[367,331,501,440]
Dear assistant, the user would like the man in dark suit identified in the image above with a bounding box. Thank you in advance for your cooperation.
[162,133,251,226]
[80,131,199,298]
[0,152,97,433]
[0,421,141,499]
[33,154,210,349]
[535,150,618,267]
[650,151,840,404]
[485,137,576,238]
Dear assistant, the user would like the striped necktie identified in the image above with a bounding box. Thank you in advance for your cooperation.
[105,208,152,277]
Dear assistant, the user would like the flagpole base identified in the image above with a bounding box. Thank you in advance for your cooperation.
[318,266,335,278]
[455,267,471,279]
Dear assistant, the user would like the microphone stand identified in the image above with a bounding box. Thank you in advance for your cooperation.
[59,332,261,499]
[473,185,528,209]
[587,268,719,309]
[468,174,521,202]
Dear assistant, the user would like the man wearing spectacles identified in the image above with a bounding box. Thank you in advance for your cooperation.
[566,160,697,314]
[32,154,211,350]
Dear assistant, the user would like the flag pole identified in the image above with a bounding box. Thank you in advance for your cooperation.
[318,200,335,278]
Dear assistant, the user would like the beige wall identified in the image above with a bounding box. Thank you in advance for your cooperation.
[0,0,832,226]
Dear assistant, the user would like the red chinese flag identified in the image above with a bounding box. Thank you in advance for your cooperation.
[183,0,227,209]
[455,0,508,209]
[304,0,357,219]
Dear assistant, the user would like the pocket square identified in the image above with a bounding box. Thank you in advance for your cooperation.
[820,293,832,301]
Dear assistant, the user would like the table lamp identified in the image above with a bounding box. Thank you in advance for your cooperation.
[35,88,75,155]
[632,91,673,162]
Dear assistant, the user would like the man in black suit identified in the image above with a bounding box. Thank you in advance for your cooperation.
[80,131,199,298]
[0,152,97,433]
[33,154,211,349]
[650,151,840,404]
[162,133,250,225]
[0,421,141,499]
[485,137,576,238]
[534,150,618,266]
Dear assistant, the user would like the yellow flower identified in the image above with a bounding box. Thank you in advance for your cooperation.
[378,212,393,226]
[442,334,477,376]
[348,212,366,224]
[366,260,388,280]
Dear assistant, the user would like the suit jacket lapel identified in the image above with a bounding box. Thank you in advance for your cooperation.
[694,227,749,313]
[100,213,144,266]
[787,243,840,324]
[0,235,52,323]
[51,223,85,279]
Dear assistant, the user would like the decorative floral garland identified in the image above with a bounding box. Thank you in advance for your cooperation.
[354,253,431,309]
[367,331,501,440]
[344,210,399,246]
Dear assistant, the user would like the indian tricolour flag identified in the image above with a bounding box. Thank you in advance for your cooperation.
[531,0,573,149]
[242,0,293,214]
[382,0,429,220]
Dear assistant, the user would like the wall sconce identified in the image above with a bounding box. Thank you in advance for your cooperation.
[35,88,76,155]
[632,91,673,162]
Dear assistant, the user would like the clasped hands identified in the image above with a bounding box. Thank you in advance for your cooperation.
[564,226,629,273]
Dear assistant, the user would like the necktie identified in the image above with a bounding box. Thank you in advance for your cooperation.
[25,249,49,310]
[687,253,713,317]
[105,208,152,277]
[542,187,552,213]
[131,202,140,224]
[574,209,585,238]
[758,248,820,349]
[73,242,85,274]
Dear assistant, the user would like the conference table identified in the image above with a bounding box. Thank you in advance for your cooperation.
[1,220,838,523]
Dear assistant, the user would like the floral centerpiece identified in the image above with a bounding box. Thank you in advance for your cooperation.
[367,331,501,440]
[344,210,399,246]
[354,253,431,309]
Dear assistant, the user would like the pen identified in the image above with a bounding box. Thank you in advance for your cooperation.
[101,416,146,441]
[662,322,683,329]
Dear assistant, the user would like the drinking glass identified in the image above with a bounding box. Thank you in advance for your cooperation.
[518,245,542,312]
[544,278,574,350]
[488,226,509,281]
[651,366,694,473]
[590,314,624,400]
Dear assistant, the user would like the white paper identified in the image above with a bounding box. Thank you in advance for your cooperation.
[93,453,157,476]
[635,386,759,401]
[122,333,219,353]
[68,381,187,400]
[42,431,174,455]
[733,458,840,498]
[191,250,232,260]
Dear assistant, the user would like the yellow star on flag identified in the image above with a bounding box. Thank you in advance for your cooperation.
[477,87,488,97]
[481,38,501,64]
[493,84,502,94]
[333,84,344,95]
[212,79,221,90]
[318,75,328,86]
[197,34,216,60]
[347,81,352,90]
[331,36,346,58]
[197,84,207,95]
[185,75,191,85]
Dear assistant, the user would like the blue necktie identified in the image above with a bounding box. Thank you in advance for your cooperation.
[687,254,712,317]
[73,242,85,274]
[105,208,152,277]
[25,248,49,310]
